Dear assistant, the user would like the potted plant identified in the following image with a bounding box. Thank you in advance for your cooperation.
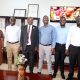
[16,54,29,80]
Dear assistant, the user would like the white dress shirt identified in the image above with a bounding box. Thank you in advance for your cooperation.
[5,24,21,43]
[66,25,80,49]
[27,25,32,45]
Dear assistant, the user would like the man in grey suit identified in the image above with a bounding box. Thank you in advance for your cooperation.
[20,17,39,73]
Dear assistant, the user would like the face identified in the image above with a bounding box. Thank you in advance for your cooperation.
[76,16,80,27]
[27,17,33,25]
[43,16,49,26]
[60,17,66,27]
[10,17,16,26]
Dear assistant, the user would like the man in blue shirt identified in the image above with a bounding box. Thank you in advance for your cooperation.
[38,15,56,76]
[53,16,69,79]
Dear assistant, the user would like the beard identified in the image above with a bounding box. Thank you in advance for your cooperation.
[60,23,65,27]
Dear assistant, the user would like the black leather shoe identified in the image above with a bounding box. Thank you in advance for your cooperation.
[30,70,33,74]
[38,72,41,75]
[66,77,73,80]
[61,74,65,79]
[53,73,56,78]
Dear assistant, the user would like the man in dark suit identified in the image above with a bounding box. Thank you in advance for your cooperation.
[20,17,39,73]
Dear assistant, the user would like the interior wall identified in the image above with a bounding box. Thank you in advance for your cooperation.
[0,0,80,25]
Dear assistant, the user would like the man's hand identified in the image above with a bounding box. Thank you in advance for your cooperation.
[65,49,69,56]
[19,47,22,52]
[35,47,39,52]
[51,48,55,55]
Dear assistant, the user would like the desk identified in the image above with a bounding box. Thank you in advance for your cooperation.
[0,70,52,80]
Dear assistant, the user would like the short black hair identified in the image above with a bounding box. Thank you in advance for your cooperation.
[76,15,80,21]
[10,16,16,22]
[60,16,66,19]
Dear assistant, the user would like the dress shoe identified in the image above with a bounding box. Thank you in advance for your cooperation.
[66,77,73,80]
[52,73,56,78]
[61,74,65,79]
[38,72,41,75]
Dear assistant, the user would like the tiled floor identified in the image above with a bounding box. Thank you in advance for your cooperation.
[0,63,78,80]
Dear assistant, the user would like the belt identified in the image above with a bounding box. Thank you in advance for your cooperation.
[40,43,51,46]
[56,43,65,46]
[70,44,80,48]
[7,41,19,44]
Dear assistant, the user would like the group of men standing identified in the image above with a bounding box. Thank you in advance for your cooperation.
[5,15,80,80]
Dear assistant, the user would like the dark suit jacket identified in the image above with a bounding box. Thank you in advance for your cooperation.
[20,25,39,50]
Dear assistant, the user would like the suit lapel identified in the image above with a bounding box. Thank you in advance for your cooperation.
[31,25,35,39]
[24,25,28,38]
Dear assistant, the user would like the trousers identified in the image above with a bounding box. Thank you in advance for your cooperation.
[54,43,65,74]
[6,42,20,70]
[38,44,52,74]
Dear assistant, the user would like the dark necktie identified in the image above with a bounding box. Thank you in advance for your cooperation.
[27,26,30,43]
[27,25,30,33]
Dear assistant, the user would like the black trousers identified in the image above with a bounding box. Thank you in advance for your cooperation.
[54,43,65,74]
[68,45,80,79]
[23,45,35,73]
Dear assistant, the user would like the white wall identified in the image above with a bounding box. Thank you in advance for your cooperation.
[0,0,80,25]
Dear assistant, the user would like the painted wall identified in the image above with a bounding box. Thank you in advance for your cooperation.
[0,0,80,25]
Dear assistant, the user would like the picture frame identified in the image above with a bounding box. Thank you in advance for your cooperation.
[27,4,39,17]
[13,9,26,17]
[16,19,21,27]
[0,18,5,28]
[50,6,80,22]
[0,18,6,37]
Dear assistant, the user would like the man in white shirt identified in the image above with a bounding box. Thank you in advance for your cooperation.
[66,15,80,80]
[6,16,21,70]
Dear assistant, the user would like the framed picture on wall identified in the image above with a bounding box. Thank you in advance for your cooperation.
[0,18,6,36]
[16,19,21,27]
[27,4,39,17]
[13,9,26,17]
[0,18,5,28]
[50,6,80,22]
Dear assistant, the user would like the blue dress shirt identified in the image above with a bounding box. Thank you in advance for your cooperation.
[55,25,69,44]
[39,25,56,48]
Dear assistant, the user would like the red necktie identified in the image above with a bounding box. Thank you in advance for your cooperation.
[28,25,30,33]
